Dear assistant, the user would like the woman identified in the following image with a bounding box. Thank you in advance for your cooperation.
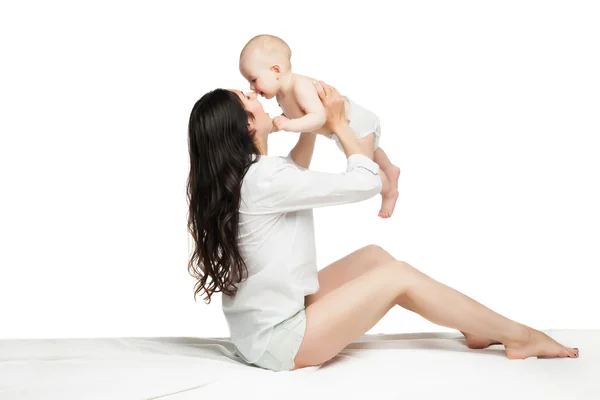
[186,81,579,372]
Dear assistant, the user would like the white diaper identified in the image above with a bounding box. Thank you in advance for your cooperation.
[328,97,382,151]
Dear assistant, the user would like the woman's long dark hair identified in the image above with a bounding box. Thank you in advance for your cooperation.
[187,89,260,304]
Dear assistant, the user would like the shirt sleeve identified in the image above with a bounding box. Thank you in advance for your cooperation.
[283,152,308,171]
[254,153,382,213]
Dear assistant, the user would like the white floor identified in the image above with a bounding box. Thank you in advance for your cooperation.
[1,330,598,400]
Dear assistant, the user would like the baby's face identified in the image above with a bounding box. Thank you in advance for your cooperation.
[240,56,280,99]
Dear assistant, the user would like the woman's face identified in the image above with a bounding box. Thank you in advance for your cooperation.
[230,90,273,138]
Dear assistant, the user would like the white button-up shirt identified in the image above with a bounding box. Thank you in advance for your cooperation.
[221,152,381,363]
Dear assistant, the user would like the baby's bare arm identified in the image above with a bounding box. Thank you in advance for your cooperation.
[283,78,327,133]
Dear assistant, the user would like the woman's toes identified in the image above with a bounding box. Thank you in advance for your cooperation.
[570,348,579,358]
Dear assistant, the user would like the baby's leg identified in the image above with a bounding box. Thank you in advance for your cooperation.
[374,147,400,181]
[357,135,399,218]
[375,146,400,188]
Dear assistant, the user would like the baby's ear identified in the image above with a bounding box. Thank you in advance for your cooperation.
[270,64,281,74]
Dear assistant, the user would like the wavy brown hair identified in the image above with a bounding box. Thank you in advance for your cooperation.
[186,89,260,304]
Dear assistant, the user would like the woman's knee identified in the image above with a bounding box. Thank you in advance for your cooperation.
[364,244,395,262]
[384,260,423,284]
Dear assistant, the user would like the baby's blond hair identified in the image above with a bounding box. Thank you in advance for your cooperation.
[240,34,292,71]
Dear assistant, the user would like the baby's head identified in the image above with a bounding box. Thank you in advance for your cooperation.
[239,34,292,99]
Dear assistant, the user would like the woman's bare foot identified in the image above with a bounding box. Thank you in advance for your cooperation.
[504,327,579,359]
[378,165,401,218]
[461,331,501,349]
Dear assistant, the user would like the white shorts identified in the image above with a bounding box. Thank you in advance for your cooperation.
[251,308,306,372]
[328,97,382,151]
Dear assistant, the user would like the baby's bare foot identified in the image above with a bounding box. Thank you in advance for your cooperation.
[378,165,401,218]
[378,189,399,219]
[505,327,579,359]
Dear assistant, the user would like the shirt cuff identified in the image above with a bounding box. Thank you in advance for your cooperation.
[346,154,380,175]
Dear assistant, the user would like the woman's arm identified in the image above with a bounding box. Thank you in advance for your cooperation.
[255,153,381,213]
[315,81,372,159]
[253,81,383,214]
[288,132,317,169]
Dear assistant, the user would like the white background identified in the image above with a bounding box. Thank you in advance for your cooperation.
[1,1,598,339]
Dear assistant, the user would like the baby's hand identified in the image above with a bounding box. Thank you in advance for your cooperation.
[273,115,290,132]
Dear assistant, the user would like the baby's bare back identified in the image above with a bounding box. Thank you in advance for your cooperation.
[277,74,349,135]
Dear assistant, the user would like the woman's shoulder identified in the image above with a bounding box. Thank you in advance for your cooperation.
[240,155,294,210]
[245,155,291,181]
[243,154,299,189]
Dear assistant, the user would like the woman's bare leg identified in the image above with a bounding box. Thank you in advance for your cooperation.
[295,251,579,369]
[460,331,501,349]
[305,245,497,349]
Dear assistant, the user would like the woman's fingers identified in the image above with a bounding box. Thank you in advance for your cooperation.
[317,80,335,99]
[315,80,348,130]
[314,80,327,101]
[319,81,331,98]
[319,80,342,103]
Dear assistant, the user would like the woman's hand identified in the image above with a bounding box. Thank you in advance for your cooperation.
[314,80,348,132]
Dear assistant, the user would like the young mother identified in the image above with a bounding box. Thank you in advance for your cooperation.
[186,81,578,372]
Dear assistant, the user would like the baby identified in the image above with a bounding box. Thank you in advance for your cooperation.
[239,34,401,218]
